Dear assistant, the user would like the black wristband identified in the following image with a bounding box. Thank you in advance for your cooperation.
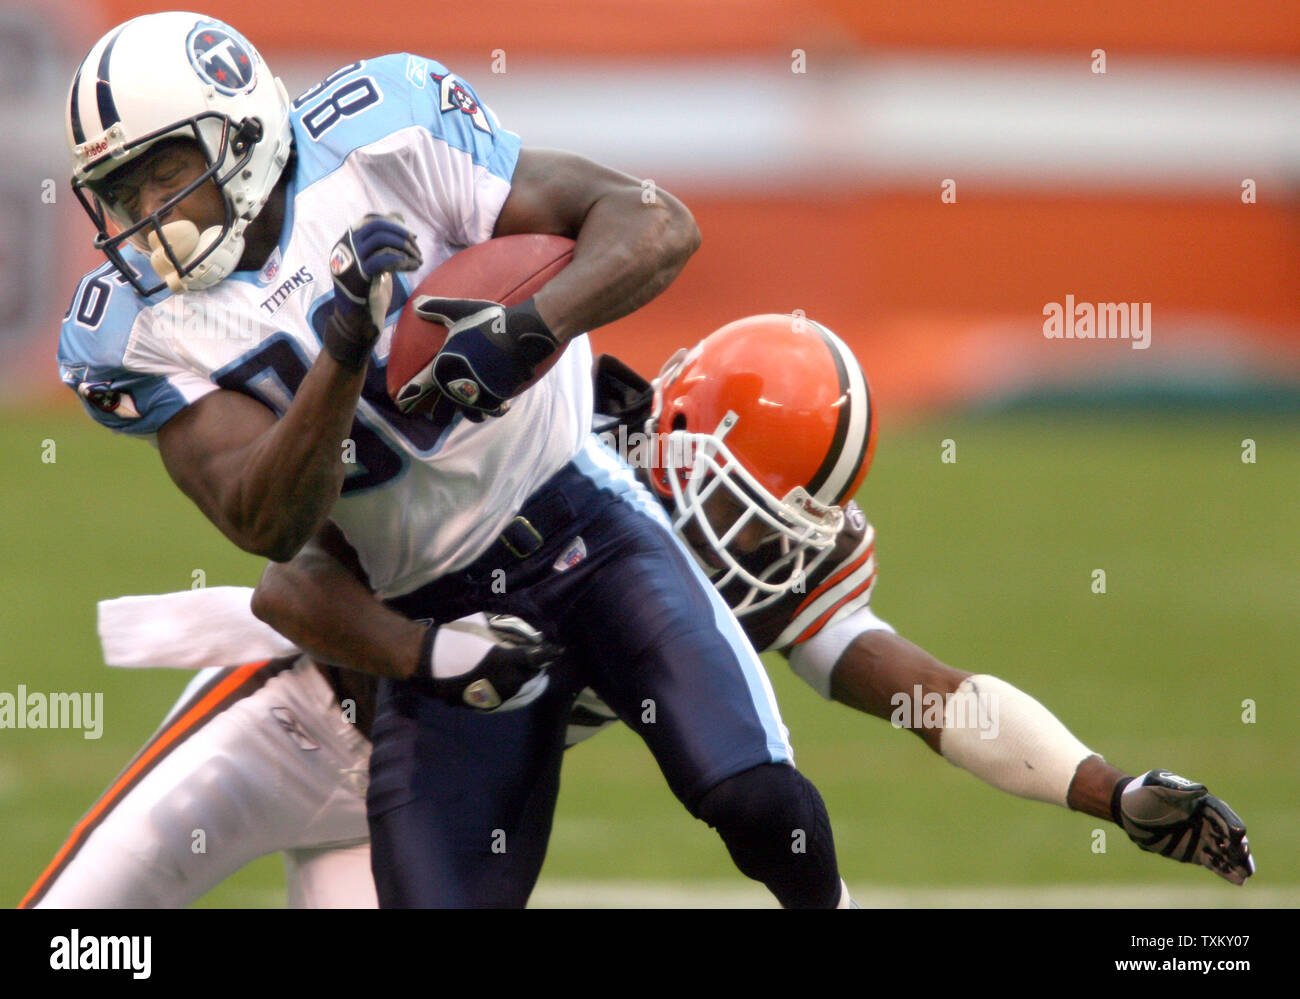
[322,308,379,371]
[506,296,561,369]
[415,621,437,681]
[1110,775,1136,824]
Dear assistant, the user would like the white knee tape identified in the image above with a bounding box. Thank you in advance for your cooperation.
[938,674,1094,807]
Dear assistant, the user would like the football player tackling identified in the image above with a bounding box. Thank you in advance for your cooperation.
[255,315,1253,890]
[25,316,1252,907]
[55,12,854,908]
[45,9,1250,905]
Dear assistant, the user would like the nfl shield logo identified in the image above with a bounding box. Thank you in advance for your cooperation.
[553,537,587,572]
[259,246,282,283]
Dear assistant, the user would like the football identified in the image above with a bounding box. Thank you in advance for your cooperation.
[386,233,576,414]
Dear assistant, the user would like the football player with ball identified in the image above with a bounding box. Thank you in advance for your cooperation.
[26,313,1251,907]
[39,7,1251,907]
[54,11,849,908]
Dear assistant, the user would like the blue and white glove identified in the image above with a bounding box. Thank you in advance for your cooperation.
[323,213,422,370]
[1116,769,1255,885]
[421,612,560,712]
[395,296,559,420]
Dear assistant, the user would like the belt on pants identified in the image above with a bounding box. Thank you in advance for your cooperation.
[388,460,599,617]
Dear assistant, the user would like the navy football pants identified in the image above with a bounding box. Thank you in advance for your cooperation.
[368,437,839,907]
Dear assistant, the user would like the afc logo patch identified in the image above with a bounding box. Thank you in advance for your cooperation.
[187,23,257,95]
[430,72,492,134]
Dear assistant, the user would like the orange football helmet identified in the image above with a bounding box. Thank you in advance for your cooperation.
[646,313,877,613]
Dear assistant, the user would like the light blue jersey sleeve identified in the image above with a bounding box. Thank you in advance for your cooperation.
[289,53,522,245]
[56,266,188,438]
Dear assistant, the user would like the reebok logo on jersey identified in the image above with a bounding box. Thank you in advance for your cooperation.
[406,56,429,89]
[271,707,319,751]
[553,537,587,572]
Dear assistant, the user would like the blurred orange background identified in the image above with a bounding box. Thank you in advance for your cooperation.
[18,0,1300,414]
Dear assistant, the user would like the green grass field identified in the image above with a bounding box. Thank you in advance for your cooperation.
[3,403,1297,906]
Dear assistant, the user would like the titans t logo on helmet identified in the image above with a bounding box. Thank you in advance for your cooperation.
[187,24,257,95]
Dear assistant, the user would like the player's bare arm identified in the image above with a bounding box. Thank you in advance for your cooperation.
[825,628,1253,883]
[158,361,367,562]
[155,265,402,563]
[828,631,1179,818]
[403,149,701,421]
[253,524,558,712]
[829,630,1121,811]
[828,629,969,753]
[493,149,700,341]
[151,180,419,559]
[252,523,425,679]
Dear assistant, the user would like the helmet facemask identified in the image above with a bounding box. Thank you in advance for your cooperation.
[75,114,263,297]
[660,409,845,616]
[648,314,875,617]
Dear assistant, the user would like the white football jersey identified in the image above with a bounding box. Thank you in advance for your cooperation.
[58,55,592,597]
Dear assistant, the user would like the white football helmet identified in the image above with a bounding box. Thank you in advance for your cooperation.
[66,11,292,296]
